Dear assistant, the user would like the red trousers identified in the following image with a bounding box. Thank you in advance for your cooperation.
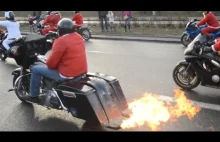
[201,27,219,38]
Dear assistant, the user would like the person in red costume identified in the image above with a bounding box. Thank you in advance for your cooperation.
[72,11,83,29]
[22,18,88,103]
[41,11,61,35]
[196,11,220,39]
[0,29,4,33]
[203,38,220,53]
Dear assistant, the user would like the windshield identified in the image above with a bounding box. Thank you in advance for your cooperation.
[184,34,206,55]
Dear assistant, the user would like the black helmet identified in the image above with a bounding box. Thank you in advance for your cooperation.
[47,11,52,15]
[75,11,80,14]
[57,18,75,36]
[5,11,15,21]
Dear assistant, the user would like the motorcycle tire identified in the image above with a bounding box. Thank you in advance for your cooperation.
[181,34,192,47]
[13,75,31,104]
[0,48,7,61]
[81,29,91,41]
[173,63,201,90]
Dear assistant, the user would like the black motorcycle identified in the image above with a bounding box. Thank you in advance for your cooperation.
[8,34,128,126]
[0,31,57,61]
[173,33,220,90]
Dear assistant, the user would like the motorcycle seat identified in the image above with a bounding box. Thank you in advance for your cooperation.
[53,74,87,84]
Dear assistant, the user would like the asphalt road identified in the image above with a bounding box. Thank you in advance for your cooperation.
[1,39,220,131]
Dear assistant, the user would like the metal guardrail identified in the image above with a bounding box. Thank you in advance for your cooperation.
[2,16,220,25]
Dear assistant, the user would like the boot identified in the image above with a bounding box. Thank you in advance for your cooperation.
[124,25,127,32]
[128,24,131,32]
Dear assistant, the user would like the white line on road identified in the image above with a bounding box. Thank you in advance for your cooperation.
[158,95,220,112]
[86,50,112,54]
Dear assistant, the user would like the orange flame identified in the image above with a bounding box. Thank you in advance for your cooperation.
[120,89,201,131]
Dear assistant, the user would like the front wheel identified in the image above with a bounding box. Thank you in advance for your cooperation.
[13,75,31,104]
[181,34,192,47]
[173,63,201,90]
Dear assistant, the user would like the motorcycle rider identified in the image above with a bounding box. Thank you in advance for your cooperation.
[72,11,83,29]
[0,11,21,55]
[22,18,88,103]
[204,38,220,53]
[41,11,61,35]
[196,11,220,39]
[30,11,42,24]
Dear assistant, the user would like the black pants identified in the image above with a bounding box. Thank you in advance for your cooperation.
[99,17,108,31]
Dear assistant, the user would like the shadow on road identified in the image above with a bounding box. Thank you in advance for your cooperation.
[185,90,220,105]
[8,103,81,131]
[7,103,108,131]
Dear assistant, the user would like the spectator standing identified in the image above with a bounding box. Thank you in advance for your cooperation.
[121,11,132,32]
[98,11,108,32]
[107,11,116,32]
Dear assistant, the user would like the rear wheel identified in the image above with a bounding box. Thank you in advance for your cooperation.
[81,28,91,41]
[181,34,192,47]
[0,48,7,61]
[173,63,201,90]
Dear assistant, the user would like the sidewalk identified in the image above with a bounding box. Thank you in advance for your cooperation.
[91,34,180,43]
[20,26,181,43]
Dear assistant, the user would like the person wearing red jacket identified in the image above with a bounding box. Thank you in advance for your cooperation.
[41,11,61,35]
[204,38,220,53]
[196,11,220,38]
[0,29,4,33]
[22,18,88,103]
[72,11,83,29]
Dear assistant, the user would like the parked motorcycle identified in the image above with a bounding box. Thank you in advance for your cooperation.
[76,24,92,41]
[173,33,220,90]
[181,18,220,47]
[8,34,128,126]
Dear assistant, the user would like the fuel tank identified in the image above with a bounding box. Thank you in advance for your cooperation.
[56,73,128,124]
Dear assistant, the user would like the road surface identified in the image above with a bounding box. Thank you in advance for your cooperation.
[0,39,220,131]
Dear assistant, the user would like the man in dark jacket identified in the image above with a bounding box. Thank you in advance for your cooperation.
[98,11,108,32]
[32,11,42,23]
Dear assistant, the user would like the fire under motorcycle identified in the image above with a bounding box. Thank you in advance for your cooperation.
[173,33,220,90]
[8,34,129,128]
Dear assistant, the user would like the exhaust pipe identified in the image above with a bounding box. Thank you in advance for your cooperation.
[211,60,220,68]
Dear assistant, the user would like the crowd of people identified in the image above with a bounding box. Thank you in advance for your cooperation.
[97,11,132,32]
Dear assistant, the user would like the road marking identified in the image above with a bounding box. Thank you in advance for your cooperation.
[86,50,110,54]
[158,95,220,112]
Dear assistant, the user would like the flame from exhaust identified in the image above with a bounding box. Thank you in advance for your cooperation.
[120,89,201,131]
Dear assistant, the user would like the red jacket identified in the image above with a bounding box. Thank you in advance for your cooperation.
[46,32,88,77]
[197,12,220,28]
[72,13,83,25]
[42,13,61,29]
[0,29,4,33]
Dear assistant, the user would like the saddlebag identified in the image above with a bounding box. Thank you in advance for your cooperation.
[56,73,128,124]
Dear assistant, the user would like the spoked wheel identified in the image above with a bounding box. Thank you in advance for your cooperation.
[173,63,201,90]
[13,75,31,104]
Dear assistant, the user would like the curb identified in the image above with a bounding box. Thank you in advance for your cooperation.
[91,35,181,44]
[20,31,181,44]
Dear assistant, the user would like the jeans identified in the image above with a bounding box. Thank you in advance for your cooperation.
[3,38,15,50]
[99,17,108,31]
[30,65,65,97]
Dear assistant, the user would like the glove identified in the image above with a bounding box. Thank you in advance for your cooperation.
[203,46,213,53]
